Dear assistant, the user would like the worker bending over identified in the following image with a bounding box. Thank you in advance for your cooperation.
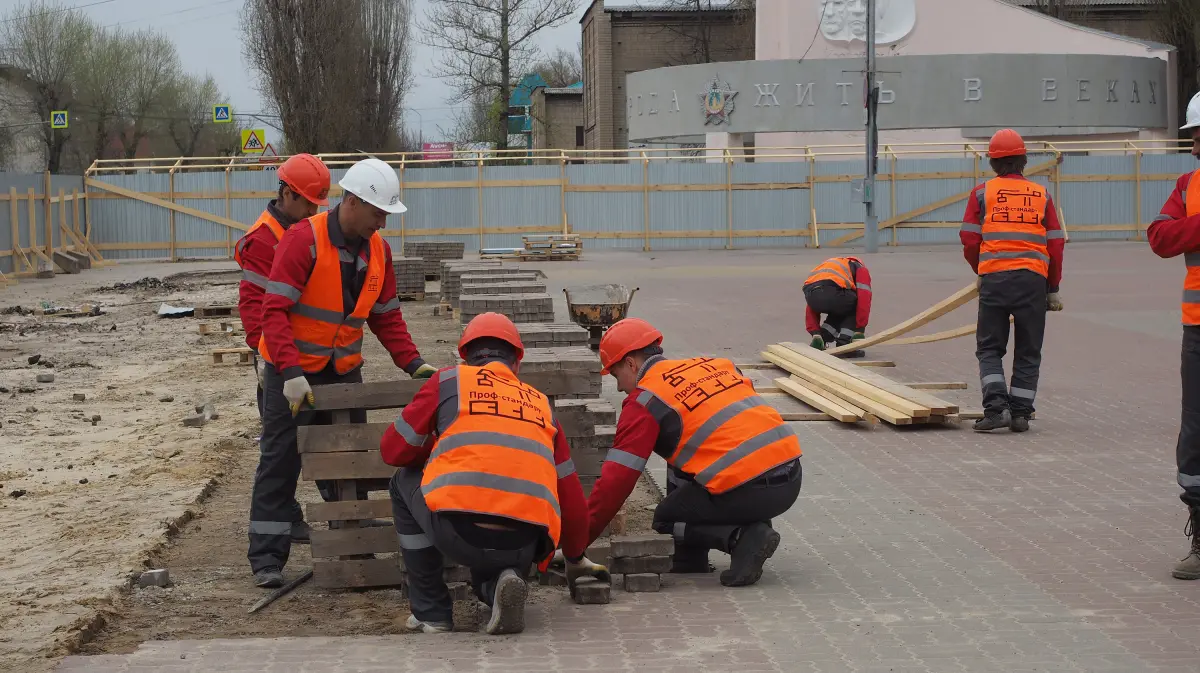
[959,129,1065,434]
[1147,91,1200,580]
[235,153,330,422]
[380,313,603,634]
[250,157,437,589]
[803,255,873,356]
[587,318,803,587]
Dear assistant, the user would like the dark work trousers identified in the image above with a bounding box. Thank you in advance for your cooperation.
[1178,326,1200,507]
[390,467,543,623]
[247,363,366,573]
[804,282,858,345]
[976,270,1048,419]
[251,353,264,424]
[653,460,802,562]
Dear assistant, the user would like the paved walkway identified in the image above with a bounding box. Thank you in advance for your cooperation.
[59,244,1200,672]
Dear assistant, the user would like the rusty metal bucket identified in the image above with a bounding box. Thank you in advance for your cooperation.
[562,284,640,350]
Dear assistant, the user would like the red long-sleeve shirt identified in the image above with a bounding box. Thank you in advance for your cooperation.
[585,394,663,544]
[961,174,1065,293]
[379,366,589,560]
[1147,171,1200,259]
[260,205,425,381]
[235,202,295,350]
[804,262,873,333]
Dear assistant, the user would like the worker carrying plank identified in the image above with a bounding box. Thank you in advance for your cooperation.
[234,153,331,422]
[1147,91,1200,581]
[960,129,1065,434]
[803,255,873,357]
[249,158,438,589]
[586,318,803,586]
[379,313,601,634]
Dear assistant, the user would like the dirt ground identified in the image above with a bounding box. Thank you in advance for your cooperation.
[0,259,655,672]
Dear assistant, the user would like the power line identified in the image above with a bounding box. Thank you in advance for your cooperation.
[0,0,121,24]
[100,0,240,30]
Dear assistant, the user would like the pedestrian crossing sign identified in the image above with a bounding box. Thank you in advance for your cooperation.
[50,111,68,129]
[240,129,266,154]
[212,105,231,123]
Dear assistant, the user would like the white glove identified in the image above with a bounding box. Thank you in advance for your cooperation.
[975,275,983,290]
[1047,292,1063,312]
[255,358,267,387]
[282,376,313,417]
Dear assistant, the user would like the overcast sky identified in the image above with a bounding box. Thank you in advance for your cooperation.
[55,0,587,146]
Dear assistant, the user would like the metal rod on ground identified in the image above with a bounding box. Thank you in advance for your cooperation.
[863,0,879,254]
[248,569,313,614]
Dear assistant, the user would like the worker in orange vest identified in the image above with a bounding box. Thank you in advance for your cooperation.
[234,153,330,424]
[803,256,873,357]
[379,313,599,634]
[586,318,803,586]
[1148,91,1200,580]
[960,129,1065,434]
[249,157,437,589]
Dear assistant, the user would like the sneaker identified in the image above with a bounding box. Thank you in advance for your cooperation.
[485,568,528,635]
[720,523,780,587]
[1009,415,1030,433]
[405,614,452,633]
[972,409,1012,433]
[291,521,312,543]
[254,567,284,588]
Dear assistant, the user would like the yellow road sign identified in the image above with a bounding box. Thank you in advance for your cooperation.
[241,129,266,154]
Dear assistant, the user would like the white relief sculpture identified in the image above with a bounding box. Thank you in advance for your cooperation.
[818,0,916,45]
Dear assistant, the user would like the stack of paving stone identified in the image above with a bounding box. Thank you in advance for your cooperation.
[458,293,555,324]
[554,398,616,495]
[516,322,589,348]
[391,256,426,296]
[460,279,547,295]
[521,346,603,400]
[440,261,512,306]
[610,534,674,593]
[403,241,465,279]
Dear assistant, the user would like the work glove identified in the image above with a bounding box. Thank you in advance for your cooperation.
[976,275,983,290]
[411,363,437,379]
[565,556,611,599]
[809,334,825,350]
[852,330,865,341]
[282,375,314,417]
[1046,292,1063,312]
[255,357,267,387]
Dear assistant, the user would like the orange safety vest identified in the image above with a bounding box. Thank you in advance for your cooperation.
[1183,169,1200,325]
[805,256,860,289]
[421,364,562,551]
[233,210,286,267]
[637,357,802,495]
[978,177,1051,278]
[257,211,387,374]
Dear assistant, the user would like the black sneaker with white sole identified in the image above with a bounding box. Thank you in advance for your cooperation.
[254,567,284,588]
[486,568,528,635]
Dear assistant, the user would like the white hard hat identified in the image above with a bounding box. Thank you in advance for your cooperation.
[338,157,407,214]
[1183,92,1200,131]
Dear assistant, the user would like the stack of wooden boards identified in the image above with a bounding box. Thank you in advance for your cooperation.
[762,343,959,425]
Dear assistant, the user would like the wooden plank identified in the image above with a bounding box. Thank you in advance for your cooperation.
[84,177,250,232]
[307,499,394,522]
[297,422,389,454]
[775,343,958,415]
[771,374,864,423]
[310,371,597,411]
[313,558,405,589]
[827,283,978,355]
[788,373,914,425]
[905,382,968,390]
[856,360,896,367]
[311,526,398,558]
[301,452,396,481]
[768,346,929,418]
[777,411,836,421]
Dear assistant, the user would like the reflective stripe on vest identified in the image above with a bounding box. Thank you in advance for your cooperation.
[234,210,286,268]
[805,257,856,289]
[421,364,562,549]
[257,211,387,374]
[636,357,802,495]
[979,177,1050,278]
[1184,170,1200,325]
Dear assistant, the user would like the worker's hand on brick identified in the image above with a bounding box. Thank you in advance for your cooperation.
[809,334,825,350]
[852,330,865,341]
[566,556,611,597]
[1046,292,1063,312]
[411,363,437,379]
[282,375,314,417]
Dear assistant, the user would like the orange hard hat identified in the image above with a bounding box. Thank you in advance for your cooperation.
[278,153,331,206]
[458,312,525,362]
[599,317,663,375]
[988,129,1026,159]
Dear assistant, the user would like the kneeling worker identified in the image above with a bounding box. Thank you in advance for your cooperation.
[803,256,872,356]
[587,318,803,587]
[380,313,604,635]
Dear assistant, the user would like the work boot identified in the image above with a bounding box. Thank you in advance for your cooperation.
[486,568,528,635]
[405,614,452,633]
[1009,415,1030,433]
[670,545,714,573]
[1172,508,1200,580]
[291,521,312,543]
[254,567,284,588]
[720,523,780,587]
[972,409,1011,433]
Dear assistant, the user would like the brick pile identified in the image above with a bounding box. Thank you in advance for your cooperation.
[460,280,547,295]
[610,534,674,593]
[403,240,465,279]
[458,293,554,324]
[516,322,590,348]
[521,346,603,400]
[440,261,527,307]
[554,398,616,495]
[391,256,426,296]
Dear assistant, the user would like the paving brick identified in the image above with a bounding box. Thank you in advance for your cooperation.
[390,256,427,295]
[610,555,671,574]
[610,534,674,558]
[571,577,611,605]
[585,540,611,567]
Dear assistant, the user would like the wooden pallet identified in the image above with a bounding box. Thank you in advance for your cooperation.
[194,304,239,319]
[199,321,244,335]
[210,347,253,365]
[396,291,426,302]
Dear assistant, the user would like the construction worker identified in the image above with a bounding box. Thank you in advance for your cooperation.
[380,313,603,634]
[249,157,438,589]
[1147,91,1200,580]
[234,153,331,421]
[959,129,1065,434]
[587,318,803,587]
[803,255,873,357]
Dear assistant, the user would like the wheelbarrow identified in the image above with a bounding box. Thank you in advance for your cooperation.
[563,284,640,351]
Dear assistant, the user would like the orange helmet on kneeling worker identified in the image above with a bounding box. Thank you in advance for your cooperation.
[599,317,663,375]
[458,312,525,362]
[277,153,331,206]
[988,129,1026,159]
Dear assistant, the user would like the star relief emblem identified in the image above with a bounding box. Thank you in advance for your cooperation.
[699,76,738,126]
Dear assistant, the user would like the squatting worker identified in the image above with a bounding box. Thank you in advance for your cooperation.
[586,318,803,587]
[959,128,1065,434]
[234,153,330,423]
[803,255,873,357]
[379,313,605,635]
[249,157,438,589]
[1147,91,1200,581]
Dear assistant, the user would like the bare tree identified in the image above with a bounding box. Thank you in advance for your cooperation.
[441,90,506,144]
[532,45,582,88]
[113,30,180,159]
[1021,0,1093,21]
[163,73,224,157]
[635,0,754,66]
[73,25,127,165]
[422,0,579,150]
[1151,0,1200,140]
